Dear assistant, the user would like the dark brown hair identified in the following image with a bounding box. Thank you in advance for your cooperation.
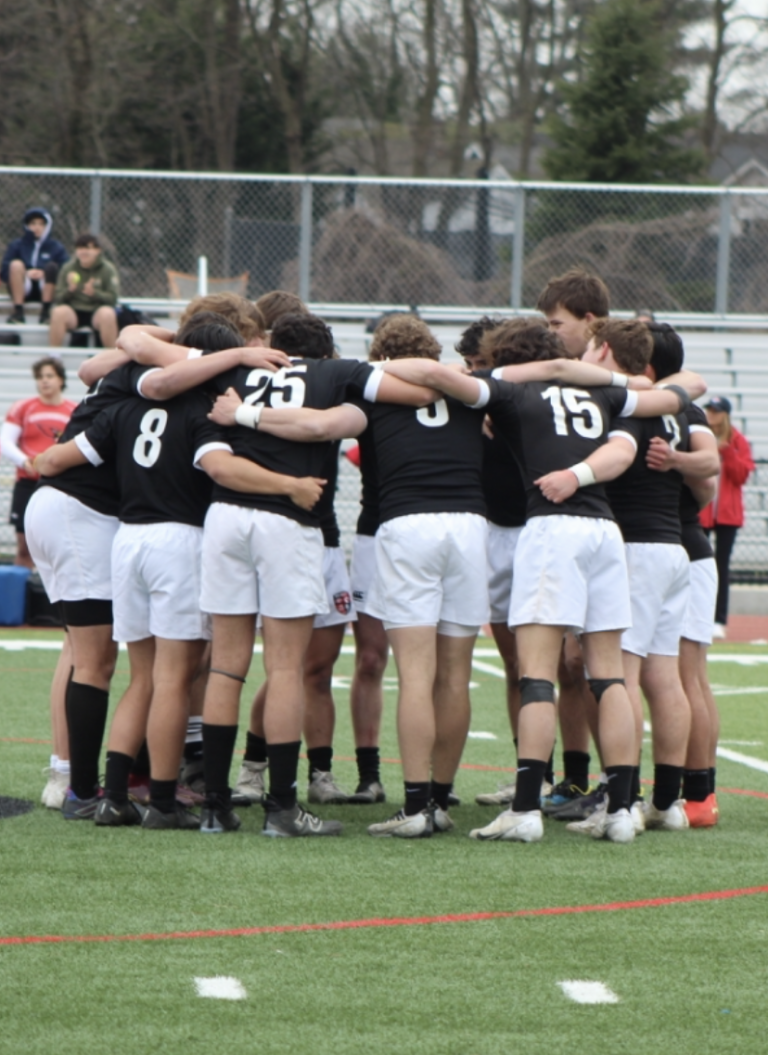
[255,290,309,330]
[587,318,653,375]
[536,267,610,319]
[178,293,264,343]
[479,319,564,367]
[33,356,66,388]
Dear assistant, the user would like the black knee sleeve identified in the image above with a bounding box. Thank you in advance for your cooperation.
[519,677,556,706]
[588,677,625,704]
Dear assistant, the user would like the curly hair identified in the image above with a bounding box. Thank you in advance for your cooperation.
[368,314,441,362]
[178,293,265,343]
[536,267,610,319]
[270,312,335,360]
[587,318,652,375]
[479,319,564,367]
[255,290,309,330]
[455,315,506,362]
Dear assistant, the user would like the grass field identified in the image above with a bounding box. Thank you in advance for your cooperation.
[1,627,767,1055]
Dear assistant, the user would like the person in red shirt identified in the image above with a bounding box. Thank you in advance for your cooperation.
[1,356,77,568]
[699,395,755,636]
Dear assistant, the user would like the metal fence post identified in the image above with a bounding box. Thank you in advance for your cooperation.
[299,181,313,304]
[510,185,525,309]
[89,174,103,235]
[198,255,208,296]
[222,206,233,277]
[715,191,732,315]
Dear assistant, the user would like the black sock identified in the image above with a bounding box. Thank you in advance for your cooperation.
[307,745,332,780]
[652,764,683,811]
[605,765,632,813]
[149,778,177,813]
[403,781,430,816]
[202,723,238,802]
[430,780,452,811]
[267,741,301,809]
[65,681,109,799]
[131,740,150,780]
[104,751,133,804]
[563,750,590,791]
[544,750,555,786]
[512,759,546,813]
[355,746,380,785]
[709,766,717,794]
[630,765,642,803]
[244,731,268,764]
[683,768,710,802]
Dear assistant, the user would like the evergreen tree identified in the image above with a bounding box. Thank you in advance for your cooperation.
[543,0,705,184]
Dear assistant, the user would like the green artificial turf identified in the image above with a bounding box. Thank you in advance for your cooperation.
[0,629,766,1055]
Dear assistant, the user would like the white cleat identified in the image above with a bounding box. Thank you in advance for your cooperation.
[475,779,552,807]
[367,808,433,838]
[630,800,646,835]
[469,808,543,842]
[308,770,349,805]
[566,805,635,843]
[41,767,69,809]
[431,805,454,832]
[231,760,267,805]
[642,799,690,831]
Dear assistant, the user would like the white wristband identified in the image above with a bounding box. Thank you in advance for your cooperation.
[234,403,264,429]
[569,461,597,487]
[610,371,628,388]
[186,347,203,360]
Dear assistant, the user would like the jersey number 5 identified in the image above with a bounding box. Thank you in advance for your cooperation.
[541,386,602,439]
[133,408,168,467]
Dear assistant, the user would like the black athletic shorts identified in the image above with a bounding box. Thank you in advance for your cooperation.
[9,478,38,533]
[75,309,95,329]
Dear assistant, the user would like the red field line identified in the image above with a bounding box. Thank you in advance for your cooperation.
[3,885,767,948]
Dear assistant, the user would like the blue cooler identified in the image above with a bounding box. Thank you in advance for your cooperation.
[0,566,32,625]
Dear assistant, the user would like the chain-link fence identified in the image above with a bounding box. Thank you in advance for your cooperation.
[2,167,768,313]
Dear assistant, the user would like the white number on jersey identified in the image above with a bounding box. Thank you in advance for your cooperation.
[132,408,168,467]
[541,386,603,440]
[416,399,450,428]
[662,414,682,450]
[243,364,308,409]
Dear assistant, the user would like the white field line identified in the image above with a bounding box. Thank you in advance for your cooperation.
[558,980,619,1004]
[642,720,768,774]
[467,731,498,740]
[194,977,246,1000]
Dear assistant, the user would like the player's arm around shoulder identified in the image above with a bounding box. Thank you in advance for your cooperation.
[534,433,636,505]
[33,435,91,476]
[374,359,465,406]
[197,449,325,511]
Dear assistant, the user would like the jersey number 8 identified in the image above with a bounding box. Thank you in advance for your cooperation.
[132,408,168,468]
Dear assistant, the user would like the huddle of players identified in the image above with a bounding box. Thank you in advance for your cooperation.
[27,270,720,843]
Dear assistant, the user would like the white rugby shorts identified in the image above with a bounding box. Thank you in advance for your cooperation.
[487,523,523,625]
[682,556,717,646]
[349,533,377,616]
[621,542,689,657]
[24,486,117,603]
[111,521,210,643]
[367,511,489,630]
[314,546,357,629]
[510,514,631,633]
[200,502,327,619]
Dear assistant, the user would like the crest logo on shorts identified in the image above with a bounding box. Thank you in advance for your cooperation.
[333,590,352,614]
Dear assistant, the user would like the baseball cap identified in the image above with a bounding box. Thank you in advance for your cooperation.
[704,395,732,414]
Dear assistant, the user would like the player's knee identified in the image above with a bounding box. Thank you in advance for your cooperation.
[588,677,625,704]
[356,646,387,681]
[519,677,556,707]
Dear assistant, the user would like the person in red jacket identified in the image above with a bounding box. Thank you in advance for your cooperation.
[699,395,755,636]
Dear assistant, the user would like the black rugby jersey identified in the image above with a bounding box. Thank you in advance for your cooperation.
[355,421,380,537]
[482,430,526,528]
[480,377,634,520]
[211,357,375,526]
[40,362,150,517]
[353,396,487,524]
[606,412,690,544]
[83,386,226,527]
[316,442,342,548]
[680,405,715,562]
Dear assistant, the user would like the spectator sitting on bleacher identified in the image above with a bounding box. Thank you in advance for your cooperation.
[49,233,119,349]
[1,207,69,326]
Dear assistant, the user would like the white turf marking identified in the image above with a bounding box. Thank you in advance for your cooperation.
[194,976,246,1000]
[712,686,768,697]
[558,980,619,1005]
[468,731,498,740]
[472,659,506,678]
[716,747,768,774]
